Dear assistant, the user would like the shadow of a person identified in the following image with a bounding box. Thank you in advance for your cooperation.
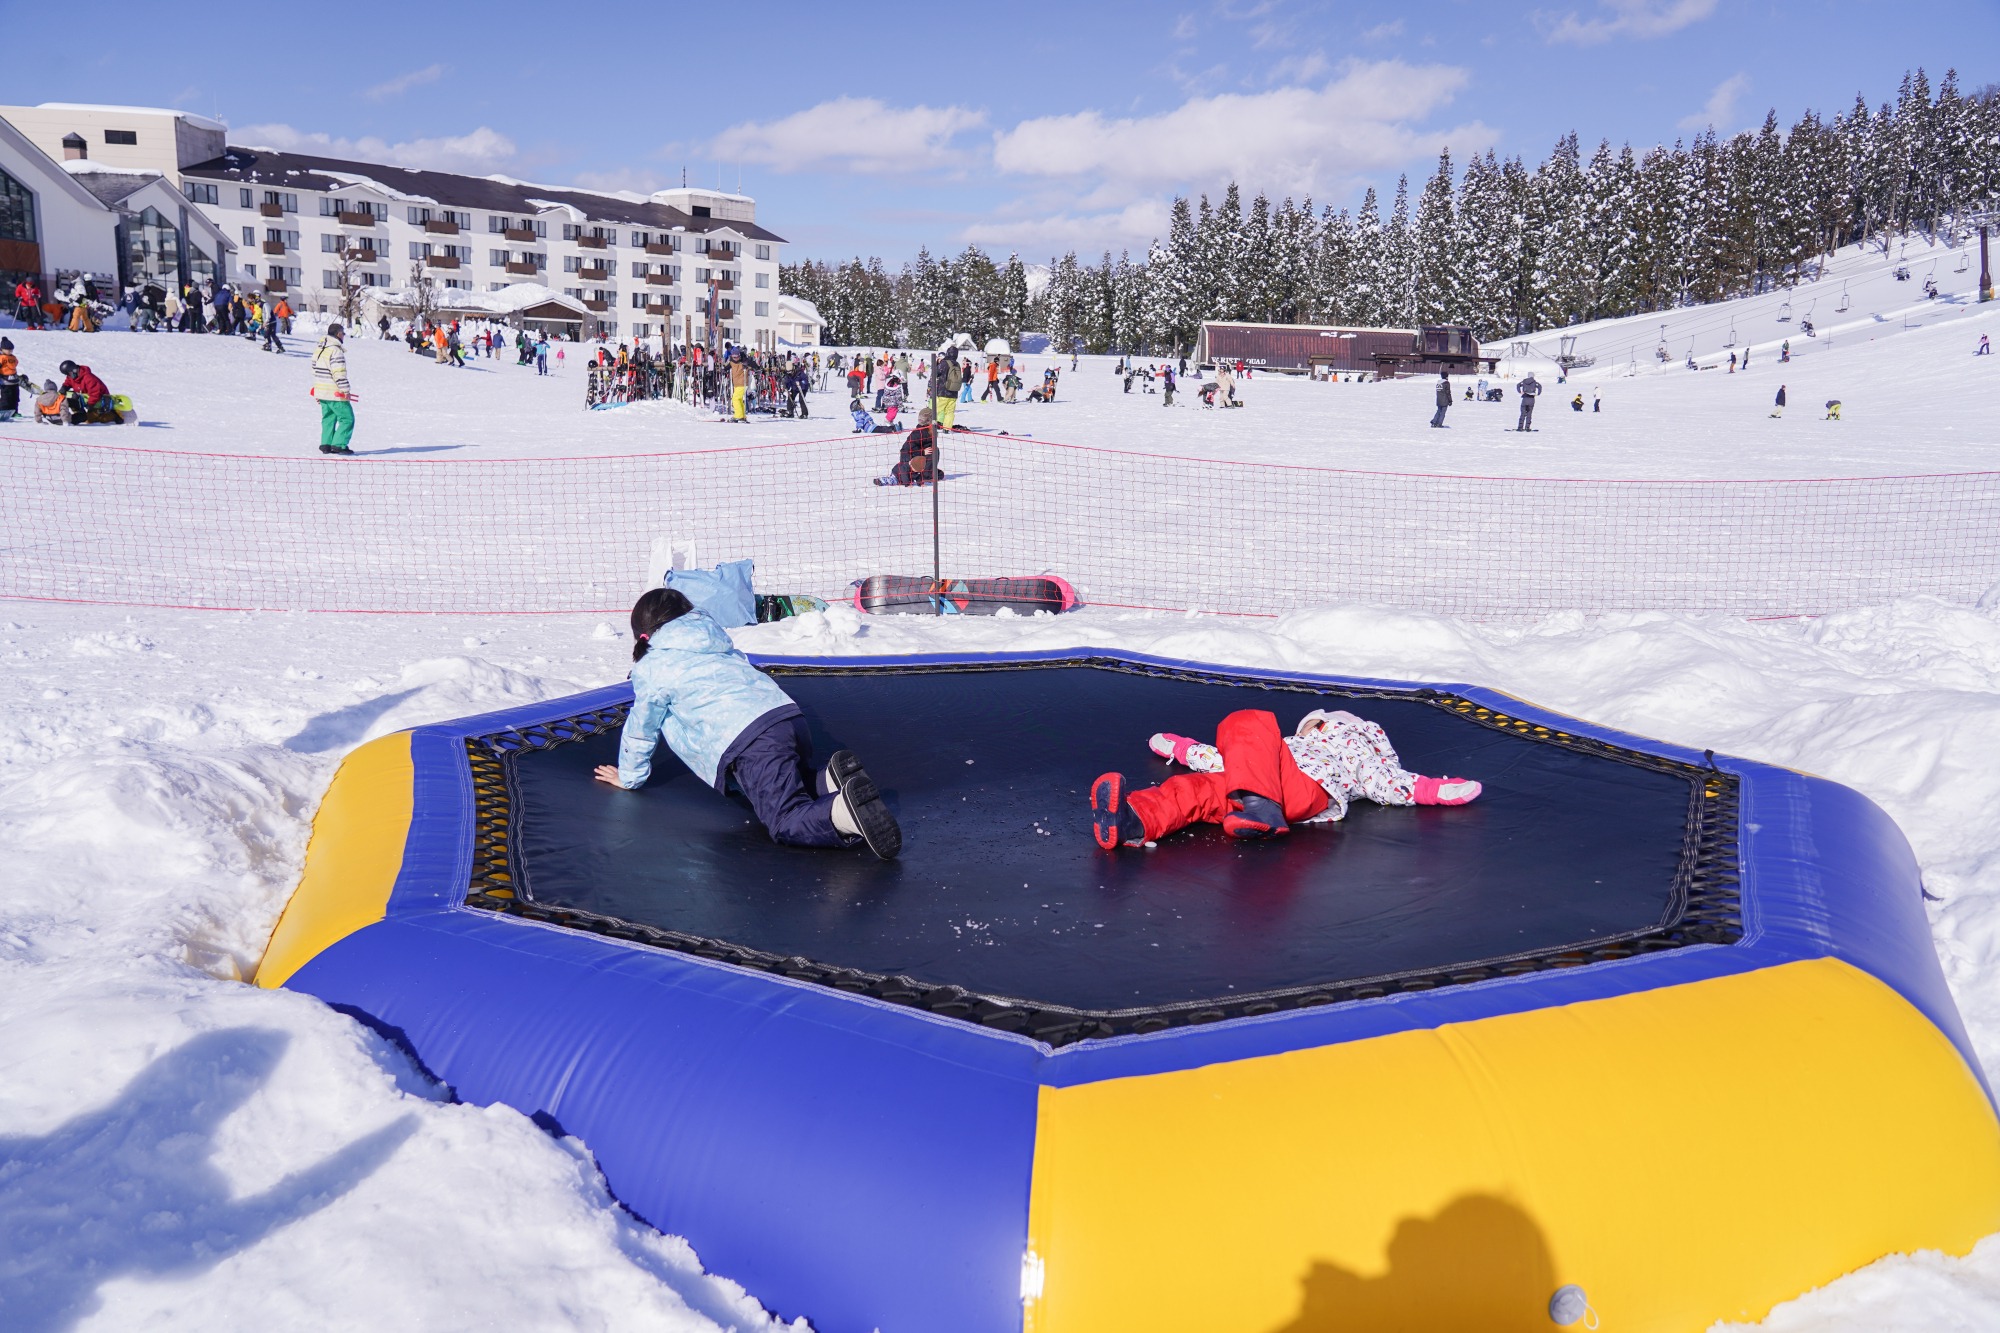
[0,1027,417,1332]
[1269,1194,1559,1333]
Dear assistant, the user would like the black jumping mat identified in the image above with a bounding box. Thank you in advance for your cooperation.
[506,664,1692,1012]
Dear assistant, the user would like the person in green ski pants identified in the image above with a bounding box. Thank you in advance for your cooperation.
[311,322,358,454]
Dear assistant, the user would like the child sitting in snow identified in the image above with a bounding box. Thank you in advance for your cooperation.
[1090,708,1480,849]
[594,588,901,859]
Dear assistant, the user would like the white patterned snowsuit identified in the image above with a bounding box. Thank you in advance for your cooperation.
[1167,710,1418,822]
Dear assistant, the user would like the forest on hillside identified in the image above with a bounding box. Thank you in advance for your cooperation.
[782,69,2000,353]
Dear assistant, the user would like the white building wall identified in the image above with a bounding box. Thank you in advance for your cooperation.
[0,116,118,283]
[0,104,224,184]
[189,175,783,348]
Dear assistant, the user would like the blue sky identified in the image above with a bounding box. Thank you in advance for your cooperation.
[18,0,1998,263]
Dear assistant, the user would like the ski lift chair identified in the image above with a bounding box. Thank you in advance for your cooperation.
[1725,321,1737,348]
[1836,282,1851,313]
[1958,250,1972,274]
[1776,300,1793,323]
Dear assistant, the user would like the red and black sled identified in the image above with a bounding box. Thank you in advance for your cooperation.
[853,575,1080,616]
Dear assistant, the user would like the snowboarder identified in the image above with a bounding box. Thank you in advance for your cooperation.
[596,588,900,859]
[1162,366,1176,406]
[1780,339,1790,363]
[1592,390,1601,413]
[1089,708,1481,849]
[1979,334,1992,356]
[0,337,18,421]
[311,323,357,455]
[1824,399,1842,420]
[57,360,113,422]
[1431,373,1451,428]
[1515,374,1541,431]
[929,346,962,431]
[1770,384,1787,418]
[1728,352,1737,374]
[1571,393,1585,411]
[877,407,939,485]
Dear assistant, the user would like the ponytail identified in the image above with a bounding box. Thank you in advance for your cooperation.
[630,586,693,661]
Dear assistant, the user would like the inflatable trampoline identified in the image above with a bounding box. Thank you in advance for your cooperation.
[258,649,2000,1333]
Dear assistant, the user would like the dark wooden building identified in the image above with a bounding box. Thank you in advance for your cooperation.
[1196,321,1496,377]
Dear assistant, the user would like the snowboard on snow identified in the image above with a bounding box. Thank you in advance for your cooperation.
[852,575,1079,616]
[755,594,829,623]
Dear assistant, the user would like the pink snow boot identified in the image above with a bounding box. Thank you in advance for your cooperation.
[1149,732,1223,772]
[1414,776,1483,806]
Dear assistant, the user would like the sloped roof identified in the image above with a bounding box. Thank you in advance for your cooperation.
[182,146,786,243]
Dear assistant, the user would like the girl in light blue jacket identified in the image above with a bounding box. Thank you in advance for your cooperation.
[593,588,900,859]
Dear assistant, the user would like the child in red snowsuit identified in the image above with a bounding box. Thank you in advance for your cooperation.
[1091,708,1479,849]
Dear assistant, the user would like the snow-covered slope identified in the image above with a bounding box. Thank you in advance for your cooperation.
[6,260,2000,1329]
[5,234,1995,478]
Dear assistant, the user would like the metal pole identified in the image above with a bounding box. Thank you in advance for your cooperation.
[931,435,941,585]
[1981,225,1993,303]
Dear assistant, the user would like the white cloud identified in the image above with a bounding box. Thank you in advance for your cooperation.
[961,199,1177,257]
[1539,0,1718,45]
[1267,50,1331,84]
[989,60,1489,202]
[1360,19,1405,40]
[363,63,446,102]
[233,123,519,174]
[711,97,986,174]
[1678,71,1750,131]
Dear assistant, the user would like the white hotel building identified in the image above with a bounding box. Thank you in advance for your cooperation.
[0,103,795,347]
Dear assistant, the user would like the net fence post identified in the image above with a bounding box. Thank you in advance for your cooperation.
[932,436,941,584]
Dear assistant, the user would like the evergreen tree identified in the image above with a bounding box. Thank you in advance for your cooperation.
[1413,150,1459,324]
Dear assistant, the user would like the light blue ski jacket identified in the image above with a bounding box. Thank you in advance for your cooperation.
[615,610,797,790]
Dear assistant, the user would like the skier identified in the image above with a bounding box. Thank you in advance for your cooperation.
[595,587,900,860]
[1593,390,1601,413]
[311,322,357,455]
[1728,352,1737,374]
[1089,708,1481,850]
[1515,373,1541,431]
[1431,373,1451,428]
[1162,365,1176,406]
[1770,384,1787,418]
[881,374,905,429]
[262,300,286,353]
[981,358,1002,402]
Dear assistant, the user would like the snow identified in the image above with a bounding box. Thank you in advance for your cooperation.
[4,238,1990,480]
[7,250,2000,1328]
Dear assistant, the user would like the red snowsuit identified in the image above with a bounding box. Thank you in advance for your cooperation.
[60,365,109,405]
[1125,709,1329,841]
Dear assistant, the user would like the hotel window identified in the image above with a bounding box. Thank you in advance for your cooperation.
[105,129,137,146]
[755,244,770,260]
[183,181,218,205]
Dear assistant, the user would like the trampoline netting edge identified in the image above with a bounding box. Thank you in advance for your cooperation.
[449,657,1743,1048]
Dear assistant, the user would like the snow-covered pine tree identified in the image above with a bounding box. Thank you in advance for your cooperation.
[1347,188,1384,326]
[1239,191,1275,321]
[1413,149,1459,325]
[1382,175,1415,326]
[999,253,1030,347]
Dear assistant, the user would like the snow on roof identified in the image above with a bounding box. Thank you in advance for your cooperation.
[775,294,823,323]
[33,102,226,132]
[60,159,158,177]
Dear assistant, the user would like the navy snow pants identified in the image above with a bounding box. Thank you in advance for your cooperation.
[727,716,848,848]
